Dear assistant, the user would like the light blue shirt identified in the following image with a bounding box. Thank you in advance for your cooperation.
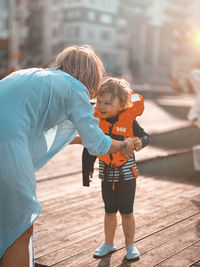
[0,68,111,257]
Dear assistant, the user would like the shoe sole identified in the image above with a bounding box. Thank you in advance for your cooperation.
[126,256,140,261]
[93,249,117,258]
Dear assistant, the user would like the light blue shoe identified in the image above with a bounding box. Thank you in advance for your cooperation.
[126,244,140,260]
[94,243,117,258]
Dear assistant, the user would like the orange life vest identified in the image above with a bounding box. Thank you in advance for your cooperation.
[94,93,144,177]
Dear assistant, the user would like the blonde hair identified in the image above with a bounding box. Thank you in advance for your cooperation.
[97,77,132,110]
[54,45,104,96]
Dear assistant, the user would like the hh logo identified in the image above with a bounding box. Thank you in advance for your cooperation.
[117,127,126,133]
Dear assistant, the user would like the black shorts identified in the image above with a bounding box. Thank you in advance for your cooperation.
[101,179,136,214]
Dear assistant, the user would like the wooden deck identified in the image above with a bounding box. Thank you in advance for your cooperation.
[34,145,200,267]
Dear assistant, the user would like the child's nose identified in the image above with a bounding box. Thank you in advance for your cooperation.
[101,104,106,110]
[98,103,103,109]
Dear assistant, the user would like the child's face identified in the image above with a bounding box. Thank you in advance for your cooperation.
[96,93,122,119]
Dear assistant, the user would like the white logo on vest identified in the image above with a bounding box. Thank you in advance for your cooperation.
[117,127,126,133]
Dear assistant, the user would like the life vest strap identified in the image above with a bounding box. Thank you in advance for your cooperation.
[103,163,124,181]
[131,166,138,179]
[103,164,110,180]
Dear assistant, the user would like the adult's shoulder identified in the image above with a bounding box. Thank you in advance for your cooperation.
[47,69,88,91]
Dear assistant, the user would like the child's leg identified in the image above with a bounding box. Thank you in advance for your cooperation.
[101,181,118,245]
[118,179,140,260]
[118,179,136,245]
[104,212,117,245]
[94,212,117,257]
[93,181,118,257]
[121,212,135,245]
[2,224,34,267]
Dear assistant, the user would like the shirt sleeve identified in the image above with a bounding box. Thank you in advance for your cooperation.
[133,120,149,148]
[67,82,112,155]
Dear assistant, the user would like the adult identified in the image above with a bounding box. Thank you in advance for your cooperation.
[0,45,135,267]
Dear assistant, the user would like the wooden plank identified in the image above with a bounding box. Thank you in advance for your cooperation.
[34,174,200,239]
[35,199,200,266]
[36,145,83,182]
[35,197,197,260]
[36,174,199,221]
[34,173,200,266]
[34,187,200,246]
[155,241,200,267]
[52,224,200,267]
[34,206,196,253]
[35,202,199,262]
[37,170,199,208]
[190,260,200,267]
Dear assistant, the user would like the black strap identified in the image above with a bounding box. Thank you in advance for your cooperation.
[103,164,124,182]
[82,147,96,187]
[103,164,110,181]
[118,166,124,182]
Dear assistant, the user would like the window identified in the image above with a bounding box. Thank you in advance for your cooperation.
[88,11,96,21]
[116,18,126,27]
[100,14,112,24]
[66,9,81,19]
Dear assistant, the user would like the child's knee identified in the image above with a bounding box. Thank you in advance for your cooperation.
[121,212,133,219]
[105,212,117,217]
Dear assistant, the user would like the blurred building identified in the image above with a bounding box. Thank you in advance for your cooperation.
[23,0,64,67]
[164,0,195,91]
[62,0,128,74]
[23,0,127,73]
[118,0,149,82]
[188,0,200,66]
[118,0,172,84]
[1,0,200,84]
[0,0,29,78]
[137,0,200,85]
[145,0,170,84]
[117,0,200,84]
[120,0,172,84]
[0,0,9,78]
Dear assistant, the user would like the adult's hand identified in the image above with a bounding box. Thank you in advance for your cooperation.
[108,138,135,159]
[120,138,135,159]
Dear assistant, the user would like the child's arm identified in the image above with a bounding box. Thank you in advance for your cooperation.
[133,120,149,151]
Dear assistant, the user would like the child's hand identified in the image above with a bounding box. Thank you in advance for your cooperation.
[133,137,142,151]
[89,172,93,183]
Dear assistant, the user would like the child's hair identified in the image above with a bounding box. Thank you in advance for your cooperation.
[97,77,133,110]
[54,45,104,95]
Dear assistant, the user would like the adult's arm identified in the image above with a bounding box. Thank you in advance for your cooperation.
[70,135,134,159]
